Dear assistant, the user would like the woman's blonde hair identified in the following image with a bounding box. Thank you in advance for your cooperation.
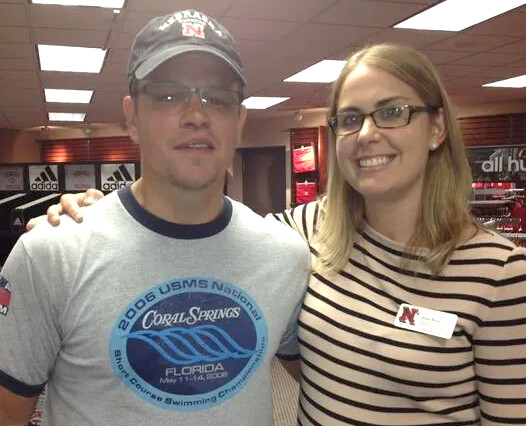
[315,43,473,274]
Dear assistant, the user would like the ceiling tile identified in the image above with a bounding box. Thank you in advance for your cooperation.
[426,34,521,52]
[0,57,37,71]
[33,28,109,48]
[2,109,48,129]
[0,88,42,108]
[493,39,526,55]
[370,0,437,2]
[29,3,117,31]
[237,39,274,59]
[40,72,102,90]
[451,52,525,67]
[265,23,379,61]
[219,18,299,41]
[90,91,125,108]
[466,9,526,37]
[0,44,35,59]
[106,48,130,65]
[437,64,486,78]
[419,49,475,65]
[0,3,27,26]
[225,0,340,22]
[126,0,236,17]
[468,65,526,79]
[445,76,492,92]
[0,0,523,130]
[354,28,453,50]
[0,70,39,88]
[0,26,31,44]
[312,0,427,27]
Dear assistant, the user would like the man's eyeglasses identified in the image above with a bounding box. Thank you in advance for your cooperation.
[137,83,243,112]
[328,104,438,136]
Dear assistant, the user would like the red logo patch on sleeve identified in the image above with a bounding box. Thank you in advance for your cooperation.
[0,276,11,315]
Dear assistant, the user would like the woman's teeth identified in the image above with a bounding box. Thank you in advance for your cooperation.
[359,156,391,167]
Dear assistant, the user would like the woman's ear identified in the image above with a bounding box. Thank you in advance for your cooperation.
[429,107,447,151]
[123,95,139,144]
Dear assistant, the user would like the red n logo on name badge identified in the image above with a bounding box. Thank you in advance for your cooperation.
[398,306,419,325]
[182,23,205,38]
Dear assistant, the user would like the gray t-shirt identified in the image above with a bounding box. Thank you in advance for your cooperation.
[0,187,310,425]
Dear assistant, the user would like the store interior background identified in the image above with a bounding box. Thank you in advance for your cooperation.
[1,0,526,216]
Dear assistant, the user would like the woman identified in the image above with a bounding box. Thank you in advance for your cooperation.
[274,43,526,425]
[30,43,526,424]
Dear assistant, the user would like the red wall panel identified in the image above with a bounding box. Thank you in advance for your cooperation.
[41,136,140,163]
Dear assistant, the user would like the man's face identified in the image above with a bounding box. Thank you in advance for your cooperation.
[124,52,247,193]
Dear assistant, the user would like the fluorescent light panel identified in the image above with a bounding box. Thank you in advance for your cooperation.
[38,45,106,73]
[48,112,86,122]
[45,89,93,103]
[242,97,290,110]
[395,0,526,31]
[284,60,346,83]
[31,0,125,8]
[483,75,526,88]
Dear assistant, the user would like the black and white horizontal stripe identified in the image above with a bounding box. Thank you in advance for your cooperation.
[273,200,526,425]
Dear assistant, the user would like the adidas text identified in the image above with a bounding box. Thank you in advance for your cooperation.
[31,181,58,190]
[103,181,129,191]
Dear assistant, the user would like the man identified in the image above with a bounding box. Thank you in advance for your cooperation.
[0,9,309,425]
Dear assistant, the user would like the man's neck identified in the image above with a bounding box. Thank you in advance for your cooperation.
[130,178,225,225]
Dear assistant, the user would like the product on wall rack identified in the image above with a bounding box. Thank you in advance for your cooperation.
[295,181,317,204]
[292,142,316,173]
[289,126,328,206]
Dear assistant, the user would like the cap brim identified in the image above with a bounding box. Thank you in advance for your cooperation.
[134,45,245,85]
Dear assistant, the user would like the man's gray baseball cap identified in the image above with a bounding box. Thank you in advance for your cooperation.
[127,9,245,92]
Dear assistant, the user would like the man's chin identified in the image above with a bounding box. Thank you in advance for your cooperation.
[171,175,220,192]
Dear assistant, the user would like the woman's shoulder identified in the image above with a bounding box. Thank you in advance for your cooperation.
[266,199,323,242]
[457,225,526,264]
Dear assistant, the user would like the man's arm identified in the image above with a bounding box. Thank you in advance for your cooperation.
[26,188,104,230]
[0,385,39,426]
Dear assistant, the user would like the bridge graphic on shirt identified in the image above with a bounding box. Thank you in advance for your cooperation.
[125,324,256,365]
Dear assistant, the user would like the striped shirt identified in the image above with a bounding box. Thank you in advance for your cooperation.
[274,201,526,425]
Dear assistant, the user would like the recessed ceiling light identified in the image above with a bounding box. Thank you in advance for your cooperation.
[45,89,93,103]
[48,112,86,122]
[242,97,290,110]
[483,75,526,88]
[395,0,526,31]
[38,45,107,73]
[284,60,346,83]
[31,0,125,8]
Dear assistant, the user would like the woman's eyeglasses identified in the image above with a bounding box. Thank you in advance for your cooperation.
[329,104,438,136]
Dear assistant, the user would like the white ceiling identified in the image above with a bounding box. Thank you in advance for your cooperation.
[0,0,525,129]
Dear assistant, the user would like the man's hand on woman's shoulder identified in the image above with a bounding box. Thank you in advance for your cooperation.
[25,188,104,231]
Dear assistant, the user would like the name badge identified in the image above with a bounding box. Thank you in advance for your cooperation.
[394,303,457,339]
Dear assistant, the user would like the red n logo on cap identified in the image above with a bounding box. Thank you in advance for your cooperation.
[182,23,205,39]
[398,306,419,325]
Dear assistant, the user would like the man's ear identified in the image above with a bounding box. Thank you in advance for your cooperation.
[236,104,247,147]
[429,107,447,151]
[123,95,139,144]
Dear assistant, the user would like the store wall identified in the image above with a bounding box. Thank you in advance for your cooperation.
[1,100,525,203]
[0,129,40,163]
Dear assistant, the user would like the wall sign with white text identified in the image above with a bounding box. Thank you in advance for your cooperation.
[0,166,24,191]
[65,164,96,191]
[468,145,526,182]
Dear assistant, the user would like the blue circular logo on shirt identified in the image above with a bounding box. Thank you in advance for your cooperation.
[109,278,267,411]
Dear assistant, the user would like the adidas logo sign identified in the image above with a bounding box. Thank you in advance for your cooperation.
[102,164,134,191]
[30,166,59,190]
